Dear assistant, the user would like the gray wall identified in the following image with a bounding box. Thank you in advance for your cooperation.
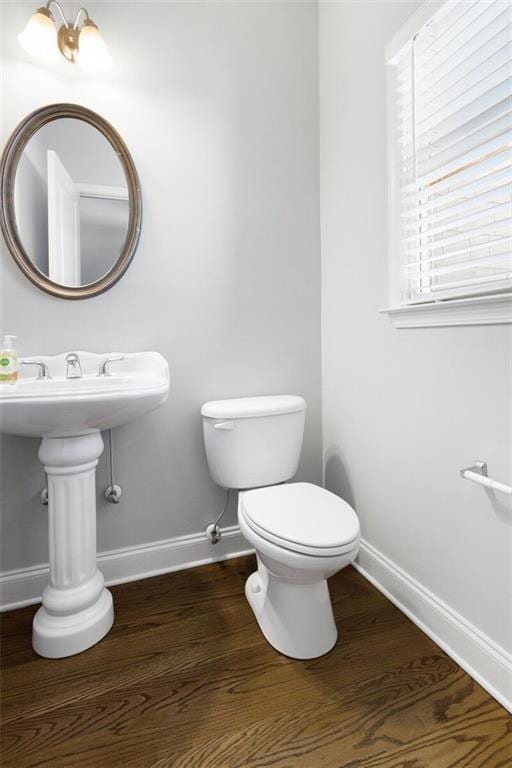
[319,1,511,653]
[80,197,129,284]
[0,1,322,571]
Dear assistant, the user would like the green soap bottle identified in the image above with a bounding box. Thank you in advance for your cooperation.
[0,335,18,384]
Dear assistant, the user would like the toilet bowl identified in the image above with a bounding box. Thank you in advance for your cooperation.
[238,482,360,659]
[201,394,360,659]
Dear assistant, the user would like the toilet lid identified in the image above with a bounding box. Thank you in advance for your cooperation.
[240,482,359,555]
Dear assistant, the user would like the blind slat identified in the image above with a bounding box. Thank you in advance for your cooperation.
[415,2,508,75]
[400,169,512,223]
[414,44,510,114]
[405,252,512,281]
[415,131,511,189]
[398,3,509,94]
[398,25,510,101]
[401,200,511,246]
[415,78,511,143]
[417,112,511,177]
[415,98,511,158]
[403,235,511,268]
[429,272,512,292]
[399,146,511,201]
[400,32,510,120]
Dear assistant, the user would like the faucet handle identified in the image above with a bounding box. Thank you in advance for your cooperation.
[98,356,125,377]
[21,360,51,380]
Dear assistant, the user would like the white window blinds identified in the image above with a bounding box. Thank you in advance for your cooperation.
[392,0,512,304]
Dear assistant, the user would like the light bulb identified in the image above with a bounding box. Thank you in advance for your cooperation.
[77,19,113,72]
[18,7,59,63]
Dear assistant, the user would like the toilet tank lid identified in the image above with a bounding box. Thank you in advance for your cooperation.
[201,395,306,419]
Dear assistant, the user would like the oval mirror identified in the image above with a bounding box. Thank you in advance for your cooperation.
[0,104,141,299]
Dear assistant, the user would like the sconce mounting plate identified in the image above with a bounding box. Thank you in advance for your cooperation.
[57,24,79,62]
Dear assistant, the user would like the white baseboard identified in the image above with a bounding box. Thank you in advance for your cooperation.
[0,525,254,613]
[354,539,512,714]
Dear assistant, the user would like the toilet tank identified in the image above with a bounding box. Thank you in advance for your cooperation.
[201,395,306,489]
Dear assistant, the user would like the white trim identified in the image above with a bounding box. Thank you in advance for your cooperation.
[354,539,512,713]
[6,526,510,713]
[386,59,401,308]
[0,525,253,613]
[77,183,129,201]
[380,293,512,328]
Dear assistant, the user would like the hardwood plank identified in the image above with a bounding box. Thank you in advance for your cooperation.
[0,563,402,723]
[164,658,508,768]
[1,558,509,768]
[2,611,423,765]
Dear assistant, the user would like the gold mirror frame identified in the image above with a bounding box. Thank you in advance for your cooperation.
[0,103,142,299]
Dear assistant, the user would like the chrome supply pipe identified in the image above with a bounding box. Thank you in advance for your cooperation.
[104,429,122,503]
[206,488,231,544]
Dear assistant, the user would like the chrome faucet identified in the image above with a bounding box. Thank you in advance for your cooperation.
[98,356,125,377]
[65,352,83,379]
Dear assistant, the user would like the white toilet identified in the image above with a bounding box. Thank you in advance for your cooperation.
[201,394,360,659]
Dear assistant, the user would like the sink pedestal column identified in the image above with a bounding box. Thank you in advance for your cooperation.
[33,431,114,658]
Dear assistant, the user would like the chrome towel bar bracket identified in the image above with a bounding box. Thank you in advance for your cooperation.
[460,460,512,496]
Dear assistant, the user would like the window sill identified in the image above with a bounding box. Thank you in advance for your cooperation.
[380,293,512,329]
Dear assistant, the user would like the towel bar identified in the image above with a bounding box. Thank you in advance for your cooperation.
[460,460,512,496]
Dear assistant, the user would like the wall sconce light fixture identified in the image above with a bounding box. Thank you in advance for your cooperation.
[18,2,112,72]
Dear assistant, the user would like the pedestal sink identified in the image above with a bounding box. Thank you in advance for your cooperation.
[0,351,169,658]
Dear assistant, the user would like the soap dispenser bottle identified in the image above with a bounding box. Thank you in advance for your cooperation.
[0,335,18,384]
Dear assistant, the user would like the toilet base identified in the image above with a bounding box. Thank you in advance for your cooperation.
[245,562,338,659]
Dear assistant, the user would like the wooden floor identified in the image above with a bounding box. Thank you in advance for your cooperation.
[1,557,510,768]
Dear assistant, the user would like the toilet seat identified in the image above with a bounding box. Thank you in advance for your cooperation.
[240,482,359,557]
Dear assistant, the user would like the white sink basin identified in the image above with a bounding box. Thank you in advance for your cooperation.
[0,350,169,660]
[0,350,169,437]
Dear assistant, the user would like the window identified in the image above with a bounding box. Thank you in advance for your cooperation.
[385,0,512,326]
